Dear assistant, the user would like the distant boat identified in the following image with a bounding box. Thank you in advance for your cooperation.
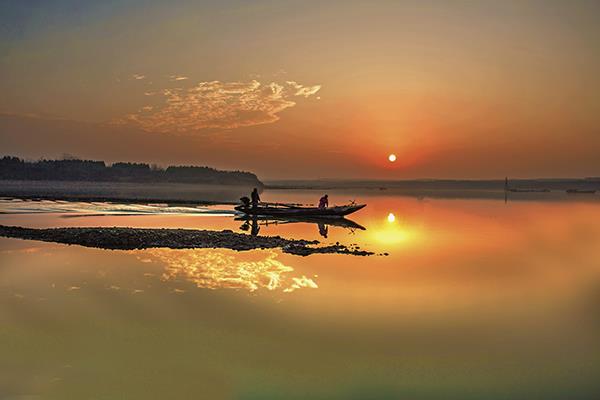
[566,189,596,194]
[507,188,550,193]
[504,177,550,193]
[235,203,366,218]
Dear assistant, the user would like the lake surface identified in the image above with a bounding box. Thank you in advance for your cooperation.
[1,190,600,399]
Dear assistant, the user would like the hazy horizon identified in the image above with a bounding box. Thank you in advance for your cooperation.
[3,150,599,182]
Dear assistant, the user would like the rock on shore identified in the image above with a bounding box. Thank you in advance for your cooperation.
[0,225,373,256]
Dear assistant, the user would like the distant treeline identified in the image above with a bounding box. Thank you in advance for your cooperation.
[0,156,263,186]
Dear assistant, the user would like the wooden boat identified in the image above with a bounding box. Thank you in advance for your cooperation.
[234,203,366,218]
[566,189,596,194]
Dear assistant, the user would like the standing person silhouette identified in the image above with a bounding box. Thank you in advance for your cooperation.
[251,188,261,209]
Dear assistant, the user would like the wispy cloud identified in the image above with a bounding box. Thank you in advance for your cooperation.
[286,81,321,97]
[132,74,146,80]
[119,79,321,133]
[169,75,189,81]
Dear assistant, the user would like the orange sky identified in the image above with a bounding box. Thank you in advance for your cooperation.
[1,0,599,179]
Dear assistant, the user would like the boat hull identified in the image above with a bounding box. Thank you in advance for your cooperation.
[234,204,366,218]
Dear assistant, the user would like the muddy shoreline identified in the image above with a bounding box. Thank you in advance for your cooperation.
[0,225,374,256]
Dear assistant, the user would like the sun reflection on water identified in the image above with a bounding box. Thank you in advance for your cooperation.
[369,212,421,246]
[135,249,318,293]
[387,212,396,223]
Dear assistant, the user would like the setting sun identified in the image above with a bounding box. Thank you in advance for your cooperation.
[388,154,397,162]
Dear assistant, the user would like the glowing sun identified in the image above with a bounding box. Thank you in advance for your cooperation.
[388,154,397,162]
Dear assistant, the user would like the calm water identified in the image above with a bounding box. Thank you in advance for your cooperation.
[1,191,600,399]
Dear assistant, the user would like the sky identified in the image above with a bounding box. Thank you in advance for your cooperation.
[1,0,599,179]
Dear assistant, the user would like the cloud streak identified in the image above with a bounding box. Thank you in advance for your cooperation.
[119,79,321,133]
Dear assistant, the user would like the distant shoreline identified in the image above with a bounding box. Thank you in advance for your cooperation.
[265,178,600,191]
[0,180,252,205]
[263,178,600,202]
[1,178,599,205]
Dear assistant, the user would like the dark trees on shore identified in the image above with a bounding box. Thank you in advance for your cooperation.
[0,156,263,186]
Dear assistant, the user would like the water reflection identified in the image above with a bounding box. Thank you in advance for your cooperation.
[2,194,600,399]
[239,216,260,236]
[369,211,420,246]
[318,222,328,238]
[236,215,365,238]
[387,212,396,223]
[136,248,318,293]
[0,198,232,216]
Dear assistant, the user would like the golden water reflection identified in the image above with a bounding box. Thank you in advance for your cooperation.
[3,194,600,399]
[136,248,318,293]
[386,212,395,223]
[367,211,422,246]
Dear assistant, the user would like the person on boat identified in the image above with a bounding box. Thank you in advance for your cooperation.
[251,188,260,209]
[239,196,250,208]
[318,194,328,209]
